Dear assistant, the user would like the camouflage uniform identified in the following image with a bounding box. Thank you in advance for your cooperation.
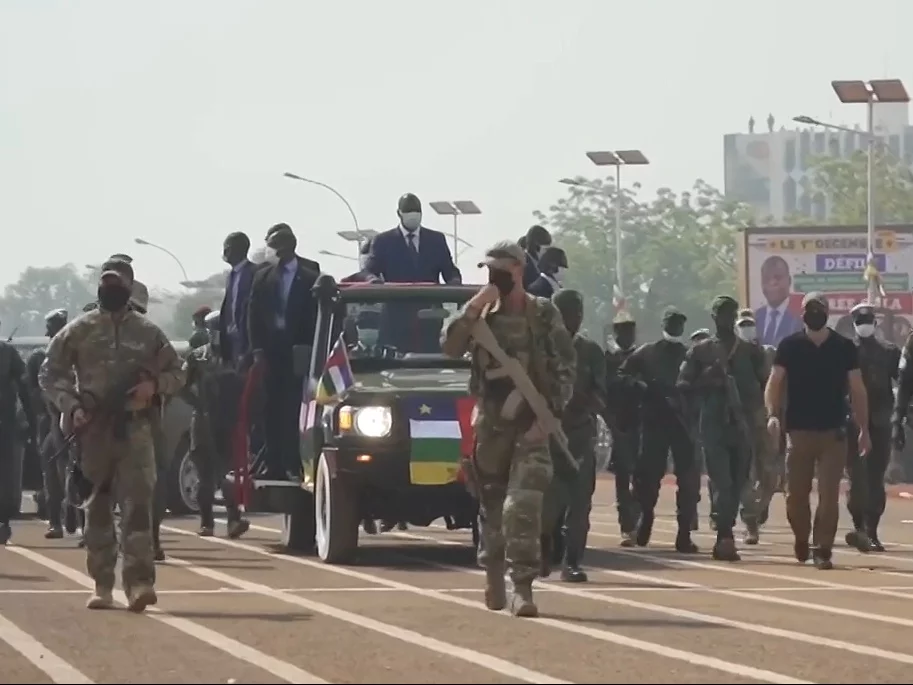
[38,305,185,609]
[441,241,576,617]
[620,306,698,552]
[0,338,34,543]
[541,292,605,582]
[181,316,249,538]
[848,303,900,552]
[604,310,641,543]
[734,311,778,544]
[677,296,766,561]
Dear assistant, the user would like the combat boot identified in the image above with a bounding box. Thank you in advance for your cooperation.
[227,519,250,540]
[743,520,760,546]
[712,536,740,561]
[845,528,871,553]
[560,551,588,582]
[86,587,114,610]
[484,564,507,611]
[867,523,885,552]
[44,524,64,539]
[508,583,538,618]
[126,584,158,613]
[635,510,654,547]
[619,531,636,547]
[674,516,699,553]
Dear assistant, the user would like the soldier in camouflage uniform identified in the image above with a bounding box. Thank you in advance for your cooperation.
[188,306,212,350]
[677,296,766,561]
[733,310,777,544]
[442,240,576,617]
[604,310,641,545]
[39,260,186,612]
[846,303,899,552]
[620,306,698,552]
[182,311,250,538]
[541,289,605,582]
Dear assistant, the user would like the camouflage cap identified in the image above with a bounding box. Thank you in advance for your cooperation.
[99,258,134,285]
[710,295,738,314]
[662,305,686,323]
[801,291,828,312]
[690,328,711,341]
[477,240,527,269]
[613,309,635,325]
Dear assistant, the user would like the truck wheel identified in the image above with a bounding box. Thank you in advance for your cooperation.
[314,452,359,564]
[166,433,198,516]
[280,489,316,553]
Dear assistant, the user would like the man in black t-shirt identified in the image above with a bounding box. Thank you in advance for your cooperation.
[764,292,870,569]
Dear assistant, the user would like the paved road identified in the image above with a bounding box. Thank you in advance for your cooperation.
[4,480,913,684]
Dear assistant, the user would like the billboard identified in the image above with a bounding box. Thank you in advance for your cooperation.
[745,225,913,346]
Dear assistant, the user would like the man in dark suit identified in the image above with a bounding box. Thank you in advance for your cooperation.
[364,193,461,285]
[527,246,568,299]
[247,223,321,480]
[522,225,553,288]
[219,232,256,367]
[754,255,803,346]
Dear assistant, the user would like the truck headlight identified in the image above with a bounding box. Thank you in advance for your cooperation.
[338,405,393,438]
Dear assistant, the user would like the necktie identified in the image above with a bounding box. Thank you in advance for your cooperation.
[766,309,780,342]
[406,232,418,256]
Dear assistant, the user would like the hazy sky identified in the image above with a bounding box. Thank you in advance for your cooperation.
[2,0,911,290]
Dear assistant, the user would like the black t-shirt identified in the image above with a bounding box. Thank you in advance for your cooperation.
[774,329,859,431]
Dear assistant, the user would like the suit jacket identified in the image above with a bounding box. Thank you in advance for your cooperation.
[754,304,803,347]
[247,255,321,357]
[219,260,256,363]
[523,251,540,288]
[527,275,556,300]
[365,226,460,284]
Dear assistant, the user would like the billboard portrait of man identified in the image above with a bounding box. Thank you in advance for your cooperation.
[754,255,803,346]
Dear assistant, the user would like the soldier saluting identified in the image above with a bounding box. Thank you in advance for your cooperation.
[620,306,698,553]
[442,240,576,618]
[604,309,641,546]
[677,296,766,561]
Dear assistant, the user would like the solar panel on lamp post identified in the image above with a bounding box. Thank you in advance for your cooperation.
[831,79,909,304]
[429,200,481,267]
[584,150,650,303]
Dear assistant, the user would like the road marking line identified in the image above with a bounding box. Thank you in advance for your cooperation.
[0,608,94,683]
[175,523,810,684]
[386,529,913,667]
[161,553,570,685]
[6,546,328,684]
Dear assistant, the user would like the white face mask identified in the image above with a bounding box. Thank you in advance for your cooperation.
[737,325,757,342]
[854,323,876,338]
[662,331,683,343]
[401,212,421,231]
[553,266,567,286]
[264,246,279,264]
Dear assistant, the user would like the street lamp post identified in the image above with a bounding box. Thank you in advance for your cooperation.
[336,229,379,258]
[830,79,909,304]
[283,172,365,249]
[134,237,189,281]
[429,200,481,267]
[583,150,650,306]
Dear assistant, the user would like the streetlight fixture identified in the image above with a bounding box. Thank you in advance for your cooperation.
[584,149,650,305]
[134,237,189,281]
[797,79,910,304]
[318,249,358,262]
[429,200,481,266]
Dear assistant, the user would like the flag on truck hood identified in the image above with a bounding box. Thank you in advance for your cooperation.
[405,395,474,486]
[314,333,355,405]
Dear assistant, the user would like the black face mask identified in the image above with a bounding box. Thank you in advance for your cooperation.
[803,309,828,331]
[97,284,131,312]
[663,320,685,338]
[488,269,514,296]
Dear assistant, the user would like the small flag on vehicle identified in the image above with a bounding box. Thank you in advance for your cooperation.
[405,396,475,486]
[314,333,355,405]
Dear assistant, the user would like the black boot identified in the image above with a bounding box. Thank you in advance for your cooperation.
[635,509,654,547]
[560,550,588,582]
[675,515,699,553]
[867,520,885,552]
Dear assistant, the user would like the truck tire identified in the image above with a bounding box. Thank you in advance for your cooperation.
[280,489,316,553]
[166,433,198,516]
[314,452,359,564]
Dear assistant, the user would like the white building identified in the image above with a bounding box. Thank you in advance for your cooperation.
[723,103,913,222]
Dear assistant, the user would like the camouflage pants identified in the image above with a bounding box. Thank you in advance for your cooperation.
[150,410,167,550]
[82,419,157,593]
[475,420,553,585]
[739,410,778,525]
[542,430,597,564]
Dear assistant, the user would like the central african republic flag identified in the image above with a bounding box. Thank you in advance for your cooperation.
[404,396,475,486]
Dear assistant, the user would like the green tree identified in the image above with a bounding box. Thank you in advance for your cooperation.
[533,177,756,340]
[807,148,913,225]
[0,264,95,337]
